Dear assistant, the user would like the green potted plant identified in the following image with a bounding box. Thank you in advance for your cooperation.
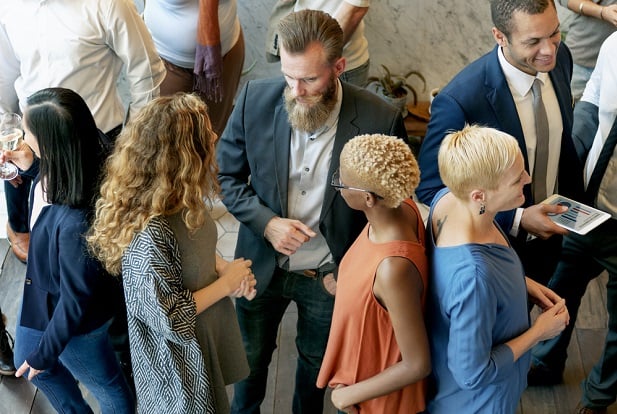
[366,64,426,117]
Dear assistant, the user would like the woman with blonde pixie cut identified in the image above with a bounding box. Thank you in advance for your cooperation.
[89,93,257,414]
[318,134,431,413]
[425,125,569,414]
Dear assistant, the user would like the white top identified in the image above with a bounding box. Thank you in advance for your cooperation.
[581,32,617,188]
[144,0,241,69]
[0,0,165,132]
[285,79,343,271]
[295,0,370,71]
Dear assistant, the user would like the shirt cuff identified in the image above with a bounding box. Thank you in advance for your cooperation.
[509,208,524,237]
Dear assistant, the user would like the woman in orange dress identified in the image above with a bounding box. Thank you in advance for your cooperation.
[317,134,431,413]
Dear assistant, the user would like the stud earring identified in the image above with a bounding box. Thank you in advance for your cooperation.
[479,203,486,215]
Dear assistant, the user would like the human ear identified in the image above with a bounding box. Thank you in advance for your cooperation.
[492,27,508,48]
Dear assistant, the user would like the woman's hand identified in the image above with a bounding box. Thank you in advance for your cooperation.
[218,258,255,296]
[526,277,561,311]
[331,384,359,413]
[15,360,43,380]
[229,277,257,300]
[532,299,570,342]
[0,142,35,172]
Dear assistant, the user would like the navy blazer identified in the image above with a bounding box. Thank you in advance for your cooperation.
[216,78,407,296]
[20,204,121,369]
[416,44,584,232]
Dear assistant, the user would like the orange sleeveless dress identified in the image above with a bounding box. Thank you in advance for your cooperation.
[317,199,428,413]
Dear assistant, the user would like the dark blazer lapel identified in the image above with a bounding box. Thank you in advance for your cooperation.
[273,100,291,218]
[549,44,574,137]
[320,83,360,221]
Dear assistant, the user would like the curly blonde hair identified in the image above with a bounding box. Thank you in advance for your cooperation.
[88,93,220,275]
[339,134,419,208]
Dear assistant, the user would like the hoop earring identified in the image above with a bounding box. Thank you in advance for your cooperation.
[479,203,486,215]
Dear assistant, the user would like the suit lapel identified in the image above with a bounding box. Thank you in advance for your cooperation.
[274,100,291,217]
[549,45,574,138]
[320,83,360,221]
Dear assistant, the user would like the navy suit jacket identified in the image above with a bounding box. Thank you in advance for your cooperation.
[217,78,407,297]
[417,44,584,232]
[20,204,121,369]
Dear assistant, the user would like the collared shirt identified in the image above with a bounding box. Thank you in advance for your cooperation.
[498,47,563,237]
[0,0,165,132]
[498,47,562,198]
[580,32,617,188]
[283,79,343,271]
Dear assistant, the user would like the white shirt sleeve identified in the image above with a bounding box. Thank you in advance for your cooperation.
[104,0,166,118]
[0,22,20,114]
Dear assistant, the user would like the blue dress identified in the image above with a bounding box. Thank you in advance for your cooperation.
[426,188,531,414]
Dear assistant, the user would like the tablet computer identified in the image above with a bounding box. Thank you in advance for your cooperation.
[542,194,611,235]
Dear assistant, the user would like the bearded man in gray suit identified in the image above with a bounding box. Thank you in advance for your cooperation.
[216,9,407,414]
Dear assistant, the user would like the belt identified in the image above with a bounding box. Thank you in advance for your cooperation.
[282,262,337,279]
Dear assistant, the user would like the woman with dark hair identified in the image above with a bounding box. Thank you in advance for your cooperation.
[4,87,134,413]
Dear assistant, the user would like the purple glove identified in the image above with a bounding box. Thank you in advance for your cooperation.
[194,43,223,103]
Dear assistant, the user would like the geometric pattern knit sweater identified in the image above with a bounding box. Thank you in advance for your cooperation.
[122,216,215,414]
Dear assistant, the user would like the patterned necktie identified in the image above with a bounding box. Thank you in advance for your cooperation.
[531,78,549,202]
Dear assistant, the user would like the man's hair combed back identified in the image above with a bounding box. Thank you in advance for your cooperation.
[277,9,344,65]
[88,93,220,275]
[438,124,520,199]
[491,0,554,38]
[340,134,419,208]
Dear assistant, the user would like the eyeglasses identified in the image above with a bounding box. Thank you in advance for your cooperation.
[330,168,384,199]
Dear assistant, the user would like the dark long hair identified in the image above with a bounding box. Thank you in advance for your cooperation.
[25,88,105,217]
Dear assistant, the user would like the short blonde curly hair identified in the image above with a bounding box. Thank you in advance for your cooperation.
[339,134,419,208]
[88,93,220,275]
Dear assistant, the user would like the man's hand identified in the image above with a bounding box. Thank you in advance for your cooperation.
[520,203,569,239]
[264,217,316,255]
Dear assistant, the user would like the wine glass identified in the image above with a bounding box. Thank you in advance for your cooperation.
[0,113,23,180]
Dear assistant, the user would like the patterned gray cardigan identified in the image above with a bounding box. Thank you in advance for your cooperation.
[122,216,215,413]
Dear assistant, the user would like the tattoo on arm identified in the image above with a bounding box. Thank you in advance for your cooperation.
[435,215,447,241]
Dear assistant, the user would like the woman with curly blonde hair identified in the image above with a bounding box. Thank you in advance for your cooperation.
[317,134,430,413]
[89,93,256,414]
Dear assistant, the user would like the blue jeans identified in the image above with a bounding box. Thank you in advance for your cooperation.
[532,219,617,408]
[14,320,135,414]
[230,267,335,414]
[339,59,370,88]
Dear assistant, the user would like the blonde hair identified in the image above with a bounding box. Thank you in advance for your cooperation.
[339,134,419,208]
[438,124,520,199]
[88,93,220,275]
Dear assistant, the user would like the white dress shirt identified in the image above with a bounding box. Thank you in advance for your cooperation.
[284,80,343,271]
[0,0,165,132]
[581,32,617,188]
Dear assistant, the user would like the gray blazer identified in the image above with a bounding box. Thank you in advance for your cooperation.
[216,77,407,296]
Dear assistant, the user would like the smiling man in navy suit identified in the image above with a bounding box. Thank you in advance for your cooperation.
[417,0,584,287]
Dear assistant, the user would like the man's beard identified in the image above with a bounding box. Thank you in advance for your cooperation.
[284,77,337,133]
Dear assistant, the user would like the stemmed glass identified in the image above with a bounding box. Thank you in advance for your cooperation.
[0,113,23,180]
